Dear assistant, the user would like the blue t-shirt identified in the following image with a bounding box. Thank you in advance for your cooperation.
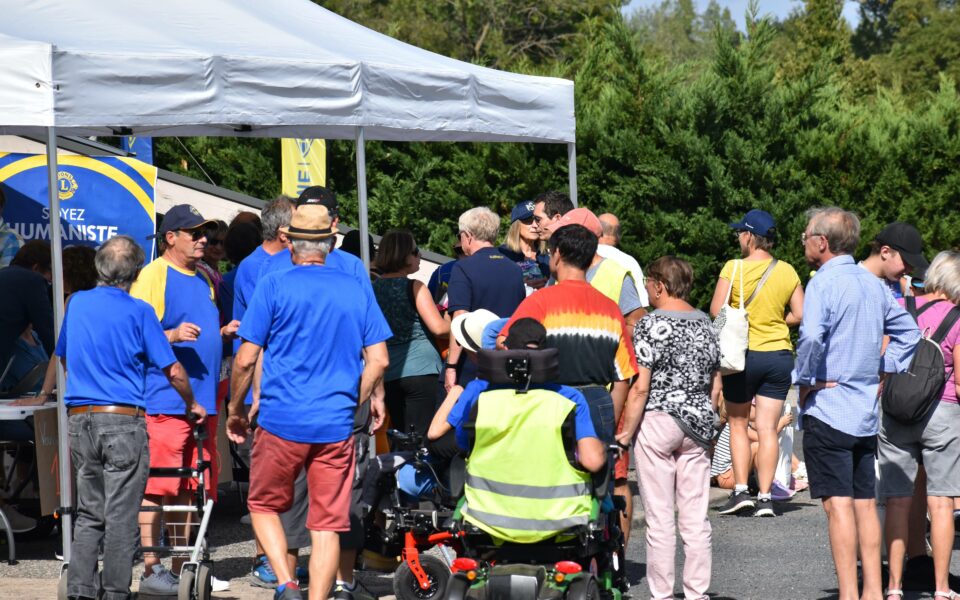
[131,258,222,415]
[238,265,391,443]
[446,247,526,317]
[55,287,176,408]
[447,379,597,451]
[259,247,370,289]
[219,267,238,327]
[428,260,457,303]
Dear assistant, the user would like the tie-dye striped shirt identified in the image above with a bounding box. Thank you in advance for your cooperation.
[501,280,638,385]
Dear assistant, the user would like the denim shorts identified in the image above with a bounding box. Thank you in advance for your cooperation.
[575,385,615,444]
[722,349,793,403]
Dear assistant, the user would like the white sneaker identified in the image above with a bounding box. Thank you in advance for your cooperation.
[212,575,230,592]
[139,564,179,596]
[0,505,37,533]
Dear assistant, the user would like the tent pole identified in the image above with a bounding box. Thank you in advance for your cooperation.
[46,127,73,565]
[567,142,578,208]
[355,126,370,271]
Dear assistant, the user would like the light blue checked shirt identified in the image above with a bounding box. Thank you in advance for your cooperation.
[0,217,24,268]
[794,254,920,437]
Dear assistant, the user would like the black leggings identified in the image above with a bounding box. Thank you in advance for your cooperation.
[384,374,441,438]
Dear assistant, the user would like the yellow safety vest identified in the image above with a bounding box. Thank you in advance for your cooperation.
[462,387,593,544]
[589,258,629,305]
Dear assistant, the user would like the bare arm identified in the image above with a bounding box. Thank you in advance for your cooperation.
[710,369,722,412]
[624,307,646,330]
[428,384,463,441]
[444,309,467,391]
[414,280,450,338]
[615,366,651,447]
[709,277,731,319]
[162,361,205,423]
[226,341,261,443]
[576,437,607,473]
[784,284,804,328]
[359,342,389,407]
[611,379,629,421]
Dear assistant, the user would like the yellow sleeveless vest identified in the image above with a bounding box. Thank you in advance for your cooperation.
[462,387,593,544]
[589,258,629,305]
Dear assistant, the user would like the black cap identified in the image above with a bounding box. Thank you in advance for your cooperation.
[152,204,214,238]
[296,186,338,220]
[875,222,929,272]
[504,318,547,350]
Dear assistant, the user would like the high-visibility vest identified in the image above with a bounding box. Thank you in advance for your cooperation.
[589,257,629,305]
[462,387,593,544]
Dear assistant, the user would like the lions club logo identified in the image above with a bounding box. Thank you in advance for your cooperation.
[297,139,313,158]
[57,171,78,200]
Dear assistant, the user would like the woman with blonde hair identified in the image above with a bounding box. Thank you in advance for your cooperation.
[498,200,548,290]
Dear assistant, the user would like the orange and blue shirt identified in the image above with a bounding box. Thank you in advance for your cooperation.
[131,257,222,415]
[501,280,638,386]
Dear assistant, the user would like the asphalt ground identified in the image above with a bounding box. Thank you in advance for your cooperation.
[4,446,960,598]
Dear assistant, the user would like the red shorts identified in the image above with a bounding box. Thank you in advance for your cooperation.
[615,413,630,481]
[248,428,355,532]
[145,414,219,501]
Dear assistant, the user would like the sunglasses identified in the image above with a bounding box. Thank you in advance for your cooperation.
[411,247,420,256]
[208,238,224,247]
[180,228,207,241]
[519,217,535,226]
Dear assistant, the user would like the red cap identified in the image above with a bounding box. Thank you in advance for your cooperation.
[547,207,602,238]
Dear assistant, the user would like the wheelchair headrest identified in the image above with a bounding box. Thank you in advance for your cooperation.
[476,348,559,388]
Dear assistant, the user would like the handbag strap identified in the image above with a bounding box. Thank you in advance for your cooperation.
[723,260,743,309]
[745,259,778,308]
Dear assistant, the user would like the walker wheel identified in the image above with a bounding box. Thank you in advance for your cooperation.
[178,566,196,600]
[196,562,213,600]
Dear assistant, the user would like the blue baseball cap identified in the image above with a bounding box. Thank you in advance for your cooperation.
[153,204,214,237]
[729,209,776,238]
[510,200,536,223]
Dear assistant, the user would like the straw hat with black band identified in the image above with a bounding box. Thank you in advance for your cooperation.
[280,204,339,241]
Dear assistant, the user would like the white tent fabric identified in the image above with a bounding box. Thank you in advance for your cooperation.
[0,0,575,143]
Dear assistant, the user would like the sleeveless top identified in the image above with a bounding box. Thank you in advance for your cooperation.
[373,277,442,381]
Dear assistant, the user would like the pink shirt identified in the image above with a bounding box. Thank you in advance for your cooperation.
[898,297,960,404]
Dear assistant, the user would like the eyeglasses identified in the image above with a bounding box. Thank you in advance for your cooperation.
[180,228,207,241]
[801,232,824,246]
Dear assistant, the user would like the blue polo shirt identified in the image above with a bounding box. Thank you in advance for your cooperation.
[239,265,391,443]
[131,258,222,415]
[55,287,176,408]
[447,379,597,451]
[446,247,525,317]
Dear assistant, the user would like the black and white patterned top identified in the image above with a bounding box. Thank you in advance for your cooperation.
[633,309,720,448]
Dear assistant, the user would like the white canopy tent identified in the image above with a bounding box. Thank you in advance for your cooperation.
[0,0,576,568]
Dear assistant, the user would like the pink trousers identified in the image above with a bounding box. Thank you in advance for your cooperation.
[635,411,712,600]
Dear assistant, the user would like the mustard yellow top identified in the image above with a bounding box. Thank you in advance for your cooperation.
[719,258,800,352]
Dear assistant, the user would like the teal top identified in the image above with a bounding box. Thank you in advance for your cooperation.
[373,277,443,381]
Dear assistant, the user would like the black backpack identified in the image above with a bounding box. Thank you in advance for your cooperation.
[880,297,960,424]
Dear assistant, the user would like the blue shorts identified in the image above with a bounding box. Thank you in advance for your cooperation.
[803,415,877,500]
[722,349,793,403]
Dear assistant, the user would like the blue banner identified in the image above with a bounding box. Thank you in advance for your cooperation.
[0,153,157,256]
[120,136,153,165]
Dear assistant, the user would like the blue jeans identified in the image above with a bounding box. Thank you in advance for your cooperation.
[68,412,149,600]
[576,385,615,444]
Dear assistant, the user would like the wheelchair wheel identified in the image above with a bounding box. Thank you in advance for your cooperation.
[178,567,196,600]
[393,554,449,600]
[446,573,471,600]
[565,575,600,600]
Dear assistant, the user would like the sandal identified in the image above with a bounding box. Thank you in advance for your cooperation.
[934,592,958,599]
[885,590,903,600]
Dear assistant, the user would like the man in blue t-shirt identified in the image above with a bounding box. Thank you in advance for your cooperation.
[227,203,390,600]
[444,207,525,391]
[55,236,201,600]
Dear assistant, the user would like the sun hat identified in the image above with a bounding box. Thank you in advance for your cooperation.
[279,204,338,240]
[451,309,500,353]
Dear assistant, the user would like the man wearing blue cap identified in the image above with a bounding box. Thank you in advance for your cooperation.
[710,209,804,518]
[132,204,240,594]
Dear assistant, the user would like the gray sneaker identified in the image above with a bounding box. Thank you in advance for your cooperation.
[716,490,755,515]
[139,564,179,596]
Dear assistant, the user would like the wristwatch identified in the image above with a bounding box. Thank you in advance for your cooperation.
[443,363,458,370]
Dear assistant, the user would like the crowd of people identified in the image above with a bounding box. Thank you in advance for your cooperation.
[1,178,960,600]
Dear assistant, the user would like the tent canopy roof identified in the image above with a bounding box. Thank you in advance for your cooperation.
[0,0,574,143]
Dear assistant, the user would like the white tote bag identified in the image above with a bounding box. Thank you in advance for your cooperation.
[714,260,749,374]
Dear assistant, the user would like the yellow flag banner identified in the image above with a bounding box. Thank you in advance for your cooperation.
[281,138,326,197]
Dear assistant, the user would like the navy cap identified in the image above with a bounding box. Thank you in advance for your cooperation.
[729,209,776,238]
[296,185,338,220]
[154,204,214,237]
[511,200,536,223]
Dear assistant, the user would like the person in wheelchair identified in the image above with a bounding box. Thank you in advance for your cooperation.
[427,317,607,545]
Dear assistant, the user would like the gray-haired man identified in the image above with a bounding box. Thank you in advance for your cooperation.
[57,235,201,600]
